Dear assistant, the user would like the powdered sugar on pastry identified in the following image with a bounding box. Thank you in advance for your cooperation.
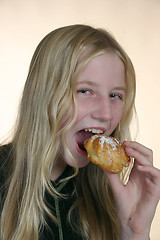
[84,134,130,173]
[99,136,120,150]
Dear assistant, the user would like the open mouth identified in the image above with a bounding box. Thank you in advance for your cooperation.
[75,128,104,154]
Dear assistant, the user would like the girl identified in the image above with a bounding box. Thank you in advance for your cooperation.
[0,24,160,240]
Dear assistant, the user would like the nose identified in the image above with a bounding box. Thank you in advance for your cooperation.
[91,97,112,121]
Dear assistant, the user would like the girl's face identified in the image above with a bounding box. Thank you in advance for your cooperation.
[62,52,126,169]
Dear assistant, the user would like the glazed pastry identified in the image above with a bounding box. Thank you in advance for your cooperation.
[84,134,130,173]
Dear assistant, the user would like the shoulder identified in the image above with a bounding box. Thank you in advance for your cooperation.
[0,143,12,159]
[0,143,12,168]
[0,143,13,187]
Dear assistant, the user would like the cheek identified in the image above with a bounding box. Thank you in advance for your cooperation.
[112,105,124,124]
[76,102,90,122]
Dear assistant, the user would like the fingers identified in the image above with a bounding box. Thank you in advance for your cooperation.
[137,165,160,202]
[104,170,125,198]
[137,165,160,184]
[105,141,160,201]
[123,141,153,166]
[123,141,160,200]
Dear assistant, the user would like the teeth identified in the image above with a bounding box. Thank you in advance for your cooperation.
[85,129,104,134]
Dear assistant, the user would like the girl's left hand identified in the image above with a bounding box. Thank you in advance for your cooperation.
[104,141,160,240]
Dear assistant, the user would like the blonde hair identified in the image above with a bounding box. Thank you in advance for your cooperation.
[0,25,136,240]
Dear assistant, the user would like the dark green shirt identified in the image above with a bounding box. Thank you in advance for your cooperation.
[0,145,83,240]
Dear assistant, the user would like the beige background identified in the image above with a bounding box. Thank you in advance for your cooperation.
[0,0,160,238]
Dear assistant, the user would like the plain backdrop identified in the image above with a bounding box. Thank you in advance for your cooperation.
[0,0,160,239]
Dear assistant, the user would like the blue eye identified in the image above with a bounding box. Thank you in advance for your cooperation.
[77,89,91,95]
[110,93,123,100]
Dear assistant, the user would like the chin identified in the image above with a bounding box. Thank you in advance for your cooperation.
[65,154,90,169]
[76,158,90,168]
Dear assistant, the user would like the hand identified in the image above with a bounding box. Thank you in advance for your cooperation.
[104,141,160,240]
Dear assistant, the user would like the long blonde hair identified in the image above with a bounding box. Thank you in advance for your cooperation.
[0,25,136,240]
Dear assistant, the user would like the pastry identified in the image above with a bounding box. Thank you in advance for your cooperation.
[84,134,130,173]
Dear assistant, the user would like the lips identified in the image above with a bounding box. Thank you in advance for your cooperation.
[75,128,105,155]
[75,130,93,151]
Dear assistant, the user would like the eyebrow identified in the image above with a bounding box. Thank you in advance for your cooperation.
[77,80,126,91]
[77,80,99,87]
[112,87,126,91]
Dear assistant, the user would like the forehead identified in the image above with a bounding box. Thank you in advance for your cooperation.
[77,52,125,86]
